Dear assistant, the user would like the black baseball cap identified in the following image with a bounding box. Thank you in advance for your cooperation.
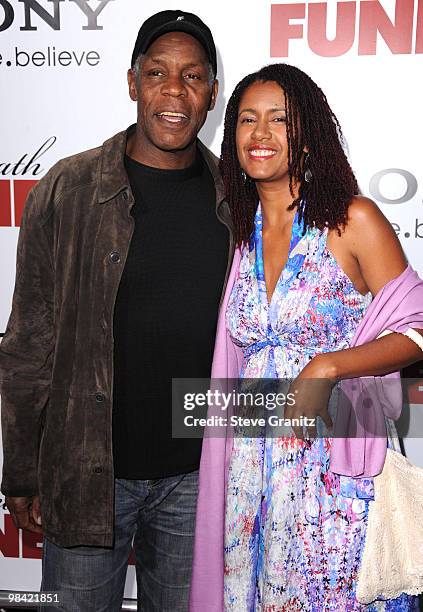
[131,10,217,76]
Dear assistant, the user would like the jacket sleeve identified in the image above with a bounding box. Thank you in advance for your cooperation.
[0,185,54,497]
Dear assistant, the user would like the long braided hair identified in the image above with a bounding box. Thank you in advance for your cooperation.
[220,63,359,246]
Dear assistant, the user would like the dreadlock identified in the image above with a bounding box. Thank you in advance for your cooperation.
[219,63,359,246]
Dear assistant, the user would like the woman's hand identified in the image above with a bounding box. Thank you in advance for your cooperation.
[285,354,336,439]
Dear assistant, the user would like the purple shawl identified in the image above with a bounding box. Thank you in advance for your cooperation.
[189,248,243,612]
[330,264,423,476]
[189,259,423,611]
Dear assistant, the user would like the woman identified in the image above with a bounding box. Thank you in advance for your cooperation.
[190,64,423,611]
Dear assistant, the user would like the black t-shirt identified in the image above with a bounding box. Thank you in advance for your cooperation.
[112,150,229,479]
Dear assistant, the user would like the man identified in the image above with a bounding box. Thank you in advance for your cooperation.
[0,10,232,611]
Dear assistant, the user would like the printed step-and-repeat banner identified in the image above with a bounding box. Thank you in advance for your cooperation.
[1,0,423,601]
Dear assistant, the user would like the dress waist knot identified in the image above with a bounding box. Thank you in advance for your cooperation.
[243,332,316,359]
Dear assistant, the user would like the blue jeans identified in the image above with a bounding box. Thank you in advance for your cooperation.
[41,470,199,611]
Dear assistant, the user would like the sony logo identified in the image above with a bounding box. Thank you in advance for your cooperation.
[271,0,423,56]
[0,0,115,32]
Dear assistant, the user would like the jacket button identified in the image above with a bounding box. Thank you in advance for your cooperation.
[109,251,120,264]
[93,466,103,474]
[95,393,105,403]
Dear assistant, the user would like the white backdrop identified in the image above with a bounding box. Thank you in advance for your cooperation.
[1,0,423,599]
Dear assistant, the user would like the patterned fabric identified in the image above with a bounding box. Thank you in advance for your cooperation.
[224,205,417,611]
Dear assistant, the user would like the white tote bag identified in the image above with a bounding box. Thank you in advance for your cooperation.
[356,448,423,604]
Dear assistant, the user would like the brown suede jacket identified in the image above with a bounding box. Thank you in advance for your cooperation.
[0,125,233,547]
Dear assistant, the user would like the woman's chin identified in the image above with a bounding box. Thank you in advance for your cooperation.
[250,173,279,183]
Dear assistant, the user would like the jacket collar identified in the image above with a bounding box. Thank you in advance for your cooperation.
[98,126,133,204]
[197,140,225,206]
[98,125,227,205]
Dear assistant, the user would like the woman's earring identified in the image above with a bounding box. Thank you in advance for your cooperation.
[304,153,312,183]
[241,170,248,183]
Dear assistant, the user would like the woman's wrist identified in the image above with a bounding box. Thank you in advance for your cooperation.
[301,353,338,382]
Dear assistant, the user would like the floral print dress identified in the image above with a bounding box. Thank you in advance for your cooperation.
[224,205,418,611]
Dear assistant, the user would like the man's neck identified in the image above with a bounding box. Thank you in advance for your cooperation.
[126,130,197,170]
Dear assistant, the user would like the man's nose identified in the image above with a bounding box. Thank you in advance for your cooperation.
[161,74,187,97]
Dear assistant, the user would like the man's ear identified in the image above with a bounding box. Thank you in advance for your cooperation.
[208,79,219,111]
[127,68,138,102]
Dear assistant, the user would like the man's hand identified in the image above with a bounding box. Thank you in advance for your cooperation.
[4,495,43,534]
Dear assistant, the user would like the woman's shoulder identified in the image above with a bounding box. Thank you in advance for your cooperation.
[346,195,387,225]
[342,195,407,294]
[341,194,402,244]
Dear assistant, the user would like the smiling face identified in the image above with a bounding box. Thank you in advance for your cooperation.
[236,80,293,185]
[127,31,218,167]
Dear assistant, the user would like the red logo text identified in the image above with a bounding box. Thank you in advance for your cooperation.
[271,0,423,56]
